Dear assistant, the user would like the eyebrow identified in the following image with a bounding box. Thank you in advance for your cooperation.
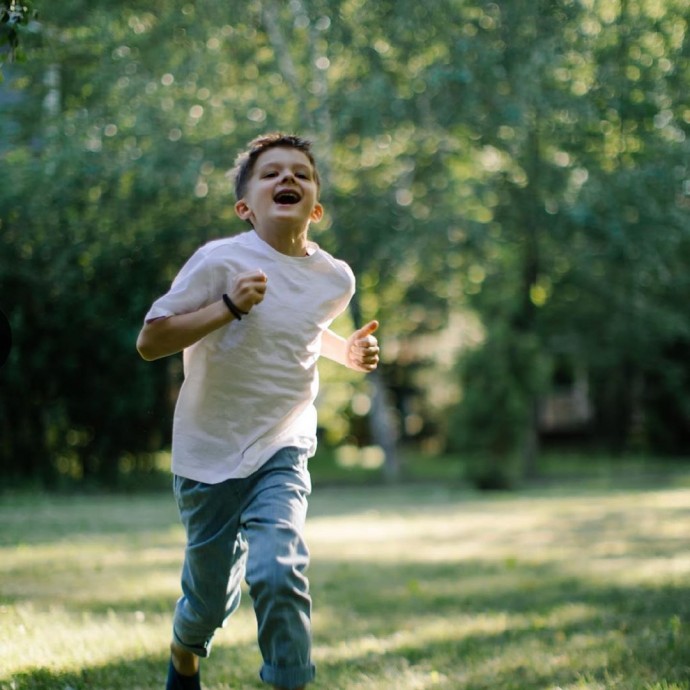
[257,161,313,175]
[259,160,311,169]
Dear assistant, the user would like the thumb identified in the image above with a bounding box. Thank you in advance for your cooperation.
[356,320,379,338]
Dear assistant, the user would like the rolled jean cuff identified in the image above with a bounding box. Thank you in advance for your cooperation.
[260,662,316,689]
[172,626,212,659]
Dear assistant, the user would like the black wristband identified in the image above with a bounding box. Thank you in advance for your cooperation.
[222,294,248,320]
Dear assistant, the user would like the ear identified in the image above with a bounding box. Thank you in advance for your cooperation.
[310,202,324,223]
[235,199,252,221]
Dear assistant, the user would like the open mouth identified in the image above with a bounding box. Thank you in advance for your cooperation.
[273,190,302,205]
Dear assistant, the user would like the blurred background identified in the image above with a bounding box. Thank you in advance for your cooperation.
[1,0,688,492]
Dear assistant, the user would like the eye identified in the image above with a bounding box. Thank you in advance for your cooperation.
[262,171,278,178]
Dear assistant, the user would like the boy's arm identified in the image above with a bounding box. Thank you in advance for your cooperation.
[136,300,232,361]
[136,269,267,361]
[321,320,380,372]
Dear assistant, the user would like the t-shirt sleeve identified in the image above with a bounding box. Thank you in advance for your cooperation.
[144,247,223,322]
[335,259,356,317]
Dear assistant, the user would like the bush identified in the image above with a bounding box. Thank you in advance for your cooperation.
[447,325,550,489]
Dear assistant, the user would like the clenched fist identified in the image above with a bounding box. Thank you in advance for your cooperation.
[229,269,268,314]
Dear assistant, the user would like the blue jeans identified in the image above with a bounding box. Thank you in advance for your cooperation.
[172,447,315,689]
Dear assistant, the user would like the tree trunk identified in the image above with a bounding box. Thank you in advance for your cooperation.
[368,370,399,482]
[522,399,540,480]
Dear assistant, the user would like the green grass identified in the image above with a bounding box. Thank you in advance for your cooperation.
[309,444,690,489]
[1,475,690,689]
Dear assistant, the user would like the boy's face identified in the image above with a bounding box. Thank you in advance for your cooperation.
[235,147,323,231]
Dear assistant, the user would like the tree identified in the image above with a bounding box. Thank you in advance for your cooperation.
[446,0,690,478]
[1,0,688,487]
[0,0,38,79]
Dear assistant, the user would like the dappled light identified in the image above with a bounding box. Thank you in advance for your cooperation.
[0,1,689,686]
[1,0,689,484]
[312,604,609,688]
[306,487,690,584]
[2,483,689,688]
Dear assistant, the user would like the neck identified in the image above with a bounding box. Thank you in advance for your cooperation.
[254,224,309,257]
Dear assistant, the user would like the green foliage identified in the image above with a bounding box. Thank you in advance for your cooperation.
[0,0,688,486]
[444,0,690,466]
[0,132,179,484]
[448,325,551,489]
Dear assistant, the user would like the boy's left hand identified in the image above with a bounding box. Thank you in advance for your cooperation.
[346,321,380,373]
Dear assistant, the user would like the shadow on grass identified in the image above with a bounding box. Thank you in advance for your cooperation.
[3,484,690,689]
[0,493,179,548]
[2,643,268,690]
[4,559,688,690]
[310,558,690,689]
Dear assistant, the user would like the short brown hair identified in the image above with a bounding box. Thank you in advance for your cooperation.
[230,133,321,201]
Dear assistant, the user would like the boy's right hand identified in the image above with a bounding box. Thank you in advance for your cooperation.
[229,269,268,313]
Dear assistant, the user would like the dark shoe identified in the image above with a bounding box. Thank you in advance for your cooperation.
[166,657,201,690]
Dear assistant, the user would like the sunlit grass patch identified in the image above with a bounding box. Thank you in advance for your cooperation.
[0,602,170,677]
[306,485,690,689]
[1,481,689,689]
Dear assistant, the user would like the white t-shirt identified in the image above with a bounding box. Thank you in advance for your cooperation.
[145,230,355,483]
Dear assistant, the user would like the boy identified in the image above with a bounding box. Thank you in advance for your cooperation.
[136,133,380,690]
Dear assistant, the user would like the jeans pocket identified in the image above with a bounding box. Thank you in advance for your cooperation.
[293,449,312,495]
[174,474,208,513]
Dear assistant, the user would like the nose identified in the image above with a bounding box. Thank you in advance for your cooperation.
[279,168,296,182]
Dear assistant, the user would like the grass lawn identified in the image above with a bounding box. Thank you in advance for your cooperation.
[1,474,689,689]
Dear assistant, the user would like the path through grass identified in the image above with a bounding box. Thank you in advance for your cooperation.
[1,479,689,689]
